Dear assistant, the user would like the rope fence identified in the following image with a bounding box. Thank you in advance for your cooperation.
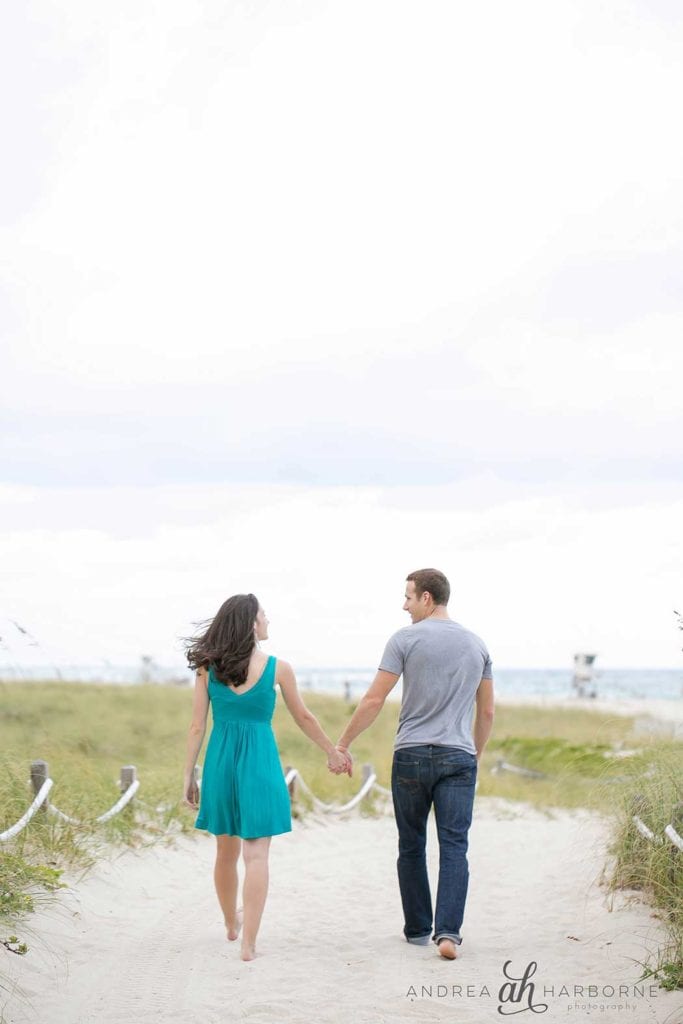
[0,758,391,841]
[491,759,547,779]
[631,810,683,852]
[664,824,683,852]
[282,764,384,814]
[491,758,657,785]
[630,795,683,852]
[489,762,683,853]
[4,760,680,849]
[633,815,662,845]
[0,760,140,842]
[0,778,54,842]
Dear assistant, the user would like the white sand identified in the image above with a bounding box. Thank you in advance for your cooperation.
[4,799,681,1024]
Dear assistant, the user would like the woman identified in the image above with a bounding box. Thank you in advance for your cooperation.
[182,593,350,961]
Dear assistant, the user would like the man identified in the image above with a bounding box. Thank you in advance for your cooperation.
[334,568,494,960]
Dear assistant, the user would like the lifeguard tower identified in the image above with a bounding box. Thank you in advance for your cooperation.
[572,652,597,698]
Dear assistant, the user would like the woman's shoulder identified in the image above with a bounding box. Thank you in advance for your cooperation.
[272,657,295,682]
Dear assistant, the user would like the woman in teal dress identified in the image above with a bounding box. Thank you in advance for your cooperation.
[182,593,350,961]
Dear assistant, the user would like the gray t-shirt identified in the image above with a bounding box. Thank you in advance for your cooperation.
[379,618,493,754]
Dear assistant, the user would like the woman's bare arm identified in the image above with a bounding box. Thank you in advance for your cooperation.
[183,667,209,806]
[276,660,349,772]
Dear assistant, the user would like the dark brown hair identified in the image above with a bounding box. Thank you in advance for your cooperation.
[183,593,259,687]
[406,568,450,606]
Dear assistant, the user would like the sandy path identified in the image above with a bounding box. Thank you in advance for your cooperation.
[3,798,681,1024]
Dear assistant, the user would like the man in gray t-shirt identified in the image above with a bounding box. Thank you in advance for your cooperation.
[335,568,495,960]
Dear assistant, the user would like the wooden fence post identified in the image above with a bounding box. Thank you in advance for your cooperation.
[669,801,683,884]
[30,760,49,813]
[631,793,648,817]
[119,765,137,798]
[361,764,374,805]
[672,802,683,831]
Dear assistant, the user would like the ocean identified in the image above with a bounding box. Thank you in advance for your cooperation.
[296,667,683,701]
[1,663,681,701]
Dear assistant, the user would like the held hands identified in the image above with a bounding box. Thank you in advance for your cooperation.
[327,745,353,777]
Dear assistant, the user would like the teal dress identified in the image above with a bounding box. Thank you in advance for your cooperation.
[194,654,292,839]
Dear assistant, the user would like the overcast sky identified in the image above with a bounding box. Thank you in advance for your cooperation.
[1,1,682,671]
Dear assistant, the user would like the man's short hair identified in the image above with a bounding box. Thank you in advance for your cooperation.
[406,568,450,606]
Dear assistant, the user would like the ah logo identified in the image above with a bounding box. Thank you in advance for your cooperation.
[497,960,549,1015]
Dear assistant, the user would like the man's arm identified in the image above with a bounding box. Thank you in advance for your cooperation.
[473,677,495,761]
[337,669,400,754]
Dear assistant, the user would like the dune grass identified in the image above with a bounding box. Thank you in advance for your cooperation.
[1,679,680,991]
[602,745,682,991]
[0,680,657,859]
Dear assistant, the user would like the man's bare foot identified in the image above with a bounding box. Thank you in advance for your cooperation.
[241,942,256,962]
[225,907,243,941]
[437,938,458,960]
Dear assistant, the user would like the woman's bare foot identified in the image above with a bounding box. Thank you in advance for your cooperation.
[225,907,243,941]
[240,942,256,962]
[437,938,458,960]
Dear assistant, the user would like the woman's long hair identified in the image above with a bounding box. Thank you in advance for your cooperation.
[183,594,259,687]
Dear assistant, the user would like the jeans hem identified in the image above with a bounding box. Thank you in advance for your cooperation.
[433,932,463,946]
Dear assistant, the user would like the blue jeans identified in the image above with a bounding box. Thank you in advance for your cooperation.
[391,744,477,946]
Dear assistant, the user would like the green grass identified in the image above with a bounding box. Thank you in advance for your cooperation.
[0,681,658,857]
[0,679,680,994]
[0,850,66,1019]
[475,703,645,811]
[602,745,683,991]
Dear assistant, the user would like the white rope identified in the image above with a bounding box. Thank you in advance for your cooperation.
[48,805,79,823]
[289,770,336,811]
[201,768,385,815]
[0,779,141,838]
[664,823,683,851]
[490,759,653,785]
[286,768,379,813]
[0,779,53,842]
[49,780,141,825]
[632,815,663,845]
[493,759,546,779]
[330,772,376,813]
[97,779,140,821]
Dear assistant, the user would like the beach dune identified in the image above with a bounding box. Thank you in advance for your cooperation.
[4,797,681,1024]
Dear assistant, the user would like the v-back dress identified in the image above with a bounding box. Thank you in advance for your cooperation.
[194,654,292,839]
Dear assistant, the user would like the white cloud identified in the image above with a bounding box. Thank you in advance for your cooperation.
[3,0,683,398]
[1,0,681,484]
[1,3,682,672]
[0,481,681,669]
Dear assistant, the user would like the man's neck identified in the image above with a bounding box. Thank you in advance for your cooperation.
[425,607,450,621]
